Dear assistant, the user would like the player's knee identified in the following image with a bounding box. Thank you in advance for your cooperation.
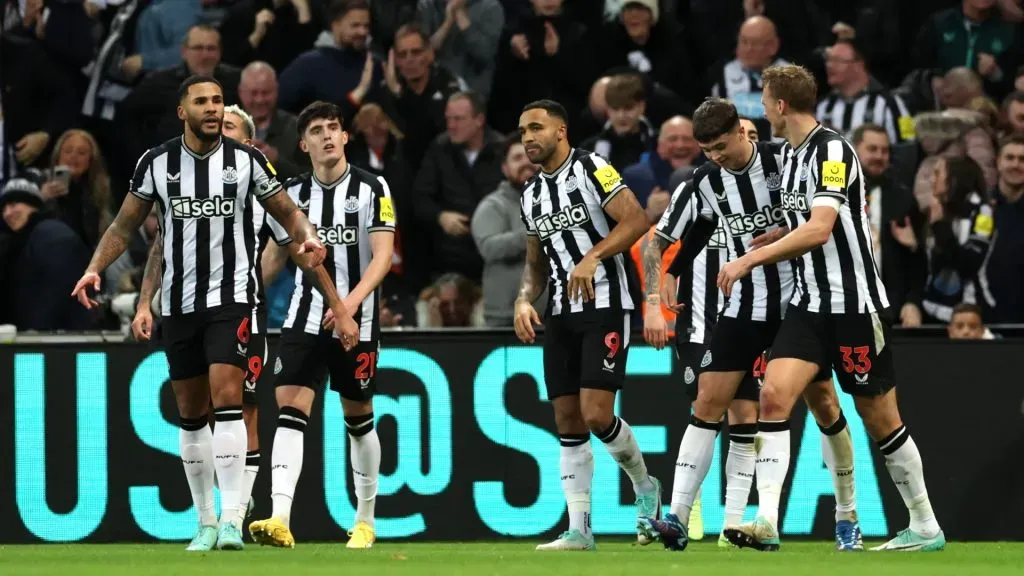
[551,396,585,434]
[581,404,613,434]
[693,382,728,422]
[727,400,758,425]
[758,380,790,419]
[855,394,902,441]
[805,385,839,424]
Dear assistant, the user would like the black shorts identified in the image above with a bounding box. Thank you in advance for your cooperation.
[272,328,379,402]
[161,304,256,381]
[543,309,631,399]
[242,309,269,406]
[675,341,763,402]
[770,304,896,396]
[705,315,781,374]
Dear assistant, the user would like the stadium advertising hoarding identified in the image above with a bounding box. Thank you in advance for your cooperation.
[0,333,1019,544]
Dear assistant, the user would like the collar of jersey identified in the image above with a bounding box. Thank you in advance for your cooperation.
[180,135,223,160]
[540,148,575,180]
[723,141,758,176]
[312,164,351,189]
[793,123,823,154]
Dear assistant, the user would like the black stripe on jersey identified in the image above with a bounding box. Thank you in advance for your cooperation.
[244,154,259,303]
[543,177,576,313]
[167,142,184,315]
[342,173,362,326]
[704,251,721,342]
[193,150,211,312]
[321,180,340,327]
[675,259,694,336]
[220,140,238,306]
[781,146,810,310]
[576,154,622,311]
[292,180,315,328]
[847,156,887,312]
[706,169,754,318]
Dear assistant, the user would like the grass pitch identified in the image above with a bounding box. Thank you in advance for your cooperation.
[1,541,1021,576]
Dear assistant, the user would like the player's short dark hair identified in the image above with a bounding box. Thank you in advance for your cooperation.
[327,0,369,23]
[181,23,219,47]
[851,123,888,146]
[522,99,568,124]
[692,97,740,143]
[297,101,343,136]
[762,64,818,114]
[501,132,523,161]
[448,91,486,117]
[605,74,646,110]
[999,132,1024,152]
[951,302,983,319]
[178,75,223,102]
[394,22,428,46]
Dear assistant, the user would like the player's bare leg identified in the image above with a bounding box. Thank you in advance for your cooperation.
[718,399,758,547]
[855,390,945,551]
[207,363,249,550]
[249,385,315,548]
[803,380,862,550]
[537,395,595,551]
[172,375,218,551]
[342,397,379,549]
[241,404,259,521]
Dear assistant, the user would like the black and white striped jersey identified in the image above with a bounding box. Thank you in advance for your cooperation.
[710,58,791,119]
[817,87,915,144]
[270,165,395,341]
[655,180,728,344]
[520,149,634,316]
[130,136,283,316]
[779,124,890,314]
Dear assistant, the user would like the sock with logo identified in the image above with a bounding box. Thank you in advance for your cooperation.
[819,411,857,521]
[212,406,247,528]
[179,415,217,527]
[346,413,380,528]
[723,423,757,529]
[560,434,594,539]
[878,426,940,538]
[596,416,655,494]
[755,420,791,527]
[239,450,259,520]
[271,406,308,528]
[669,415,721,522]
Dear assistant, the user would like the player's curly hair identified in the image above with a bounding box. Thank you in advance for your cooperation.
[762,65,818,114]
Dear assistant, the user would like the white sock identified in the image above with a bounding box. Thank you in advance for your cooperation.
[669,416,720,521]
[755,421,792,527]
[212,407,247,528]
[346,413,380,528]
[724,423,757,529]
[240,450,259,519]
[179,416,217,527]
[597,417,655,494]
[879,426,940,538]
[819,412,857,521]
[271,406,308,529]
[560,434,594,538]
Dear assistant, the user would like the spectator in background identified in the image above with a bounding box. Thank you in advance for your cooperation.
[470,135,542,327]
[709,16,789,120]
[921,156,993,324]
[369,0,418,54]
[118,24,241,162]
[238,62,307,179]
[278,0,382,118]
[947,302,995,339]
[414,91,504,283]
[1001,91,1024,134]
[38,130,113,251]
[120,0,203,82]
[219,0,320,71]
[415,272,485,327]
[0,178,92,331]
[938,67,986,111]
[913,107,997,209]
[582,74,655,172]
[853,124,927,327]
[739,117,760,141]
[417,0,504,101]
[980,135,1024,323]
[378,23,466,174]
[621,115,699,216]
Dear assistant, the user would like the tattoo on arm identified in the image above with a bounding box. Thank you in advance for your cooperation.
[138,236,162,309]
[263,192,317,245]
[518,236,548,303]
[88,194,153,273]
[643,235,670,297]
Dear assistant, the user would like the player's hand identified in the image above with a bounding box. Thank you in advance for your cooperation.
[643,304,668,350]
[513,298,542,344]
[661,273,685,312]
[297,238,326,268]
[900,302,922,328]
[717,256,753,297]
[71,271,102,309]
[132,306,154,341]
[325,305,359,350]
[568,253,599,303]
[750,226,788,249]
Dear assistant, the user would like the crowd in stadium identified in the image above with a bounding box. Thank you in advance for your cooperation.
[1,0,1022,337]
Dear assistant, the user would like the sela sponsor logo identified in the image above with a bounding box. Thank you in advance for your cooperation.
[724,203,786,235]
[169,197,235,219]
[780,190,809,213]
[317,224,359,246]
[535,204,590,240]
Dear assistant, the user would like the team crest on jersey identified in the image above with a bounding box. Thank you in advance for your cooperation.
[765,172,782,191]
[344,196,361,213]
[565,175,578,192]
[222,166,239,184]
[700,350,712,368]
[684,367,695,384]
[274,357,283,374]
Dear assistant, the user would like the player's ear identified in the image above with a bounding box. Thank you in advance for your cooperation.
[341,130,350,145]
[299,138,308,153]
[177,105,186,121]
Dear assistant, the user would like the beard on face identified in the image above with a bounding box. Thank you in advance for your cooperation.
[188,114,222,142]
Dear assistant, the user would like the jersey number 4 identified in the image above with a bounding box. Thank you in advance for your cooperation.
[838,345,871,374]
[355,352,378,379]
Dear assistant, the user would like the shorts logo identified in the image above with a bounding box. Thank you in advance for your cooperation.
[274,356,283,374]
[854,373,869,384]
[237,318,251,344]
[344,196,361,213]
[247,356,262,387]
[360,378,370,390]
[244,378,256,392]
[684,367,695,384]
[222,166,239,184]
[604,332,620,358]
[700,350,712,368]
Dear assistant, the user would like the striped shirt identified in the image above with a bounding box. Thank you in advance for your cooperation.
[711,58,791,119]
[520,148,634,316]
[817,86,915,144]
[130,136,283,316]
[779,125,890,314]
[271,165,396,340]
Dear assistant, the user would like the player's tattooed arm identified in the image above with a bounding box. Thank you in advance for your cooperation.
[643,234,671,299]
[87,194,154,274]
[138,235,162,311]
[517,235,549,304]
[262,190,320,247]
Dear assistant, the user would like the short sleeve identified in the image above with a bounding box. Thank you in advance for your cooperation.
[265,186,297,245]
[521,189,538,236]
[813,138,854,204]
[248,147,283,201]
[130,151,156,201]
[367,176,397,232]
[655,181,699,243]
[582,153,627,208]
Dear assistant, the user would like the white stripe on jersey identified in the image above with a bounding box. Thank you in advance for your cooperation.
[520,149,634,316]
[816,89,914,143]
[779,125,890,314]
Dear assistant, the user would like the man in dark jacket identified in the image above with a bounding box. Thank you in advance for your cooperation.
[0,178,92,331]
[413,91,504,283]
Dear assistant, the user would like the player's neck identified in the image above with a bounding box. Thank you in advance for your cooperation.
[541,145,571,174]
[725,140,756,172]
[314,158,349,186]
[183,130,220,156]
[784,115,821,150]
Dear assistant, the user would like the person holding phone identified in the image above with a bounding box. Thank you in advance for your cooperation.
[39,129,113,250]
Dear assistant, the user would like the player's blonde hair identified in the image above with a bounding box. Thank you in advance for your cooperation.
[224,105,256,141]
[762,65,818,114]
